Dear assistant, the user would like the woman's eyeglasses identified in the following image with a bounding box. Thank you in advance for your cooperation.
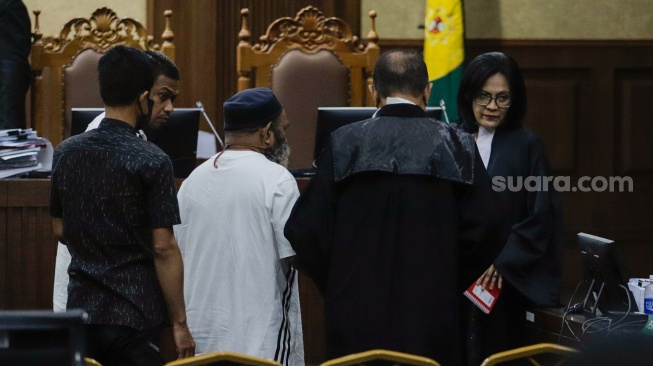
[474,92,511,108]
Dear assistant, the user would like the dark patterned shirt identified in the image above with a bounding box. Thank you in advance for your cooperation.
[50,118,181,331]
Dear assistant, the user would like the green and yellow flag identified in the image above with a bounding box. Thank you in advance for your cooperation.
[424,0,464,123]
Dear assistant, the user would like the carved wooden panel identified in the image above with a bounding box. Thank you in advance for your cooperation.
[30,7,174,146]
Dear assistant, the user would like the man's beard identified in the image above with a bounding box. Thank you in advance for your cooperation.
[136,99,154,131]
[264,127,291,168]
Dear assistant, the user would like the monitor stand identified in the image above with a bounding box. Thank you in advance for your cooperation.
[580,279,645,320]
[581,278,602,318]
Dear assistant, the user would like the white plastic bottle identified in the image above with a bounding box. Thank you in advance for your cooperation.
[644,275,653,315]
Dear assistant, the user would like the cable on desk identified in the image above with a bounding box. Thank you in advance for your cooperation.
[581,285,635,335]
[581,317,611,335]
[606,319,649,336]
[606,285,633,329]
[559,280,584,344]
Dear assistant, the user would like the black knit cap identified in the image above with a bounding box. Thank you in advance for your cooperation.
[223,88,283,131]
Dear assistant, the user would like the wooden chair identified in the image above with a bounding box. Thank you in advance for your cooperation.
[480,343,580,366]
[320,349,441,366]
[85,357,103,366]
[29,7,176,146]
[0,309,87,364]
[164,351,282,366]
[237,6,380,169]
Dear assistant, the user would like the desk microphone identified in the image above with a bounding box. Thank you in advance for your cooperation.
[196,101,225,149]
[439,99,451,124]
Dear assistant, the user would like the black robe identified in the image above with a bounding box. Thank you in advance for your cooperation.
[489,127,564,305]
[464,126,564,365]
[284,104,511,366]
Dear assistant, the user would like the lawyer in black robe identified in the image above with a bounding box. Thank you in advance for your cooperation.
[456,52,564,365]
[285,102,511,365]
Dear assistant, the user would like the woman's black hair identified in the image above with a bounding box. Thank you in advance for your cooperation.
[456,52,527,133]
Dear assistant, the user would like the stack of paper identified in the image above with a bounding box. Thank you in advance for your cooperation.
[0,129,48,178]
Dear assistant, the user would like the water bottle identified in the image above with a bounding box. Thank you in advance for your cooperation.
[645,275,653,315]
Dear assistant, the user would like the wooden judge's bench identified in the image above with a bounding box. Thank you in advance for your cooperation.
[0,179,56,310]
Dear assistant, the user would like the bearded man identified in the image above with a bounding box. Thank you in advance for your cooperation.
[173,88,304,365]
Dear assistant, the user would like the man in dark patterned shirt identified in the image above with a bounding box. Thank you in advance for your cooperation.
[50,45,195,365]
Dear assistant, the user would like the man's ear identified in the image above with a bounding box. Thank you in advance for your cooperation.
[369,84,380,107]
[261,121,274,146]
[422,83,433,107]
[138,90,150,113]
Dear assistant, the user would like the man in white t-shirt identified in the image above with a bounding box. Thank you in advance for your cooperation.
[53,51,180,311]
[174,88,304,365]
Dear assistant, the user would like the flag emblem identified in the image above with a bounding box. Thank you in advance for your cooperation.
[428,16,446,34]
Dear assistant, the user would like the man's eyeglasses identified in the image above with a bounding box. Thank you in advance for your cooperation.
[474,92,511,108]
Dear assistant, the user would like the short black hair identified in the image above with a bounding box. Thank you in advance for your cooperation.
[373,50,429,99]
[457,52,527,133]
[98,45,154,107]
[145,51,180,81]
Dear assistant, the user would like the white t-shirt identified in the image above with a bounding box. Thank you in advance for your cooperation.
[174,150,304,365]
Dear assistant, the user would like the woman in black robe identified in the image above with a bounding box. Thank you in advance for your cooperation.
[456,52,564,365]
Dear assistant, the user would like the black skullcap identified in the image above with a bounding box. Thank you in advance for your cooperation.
[223,88,283,131]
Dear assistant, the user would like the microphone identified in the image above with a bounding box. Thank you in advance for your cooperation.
[196,101,225,149]
[439,99,451,124]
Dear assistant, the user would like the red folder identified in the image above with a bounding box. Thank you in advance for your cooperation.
[464,282,501,314]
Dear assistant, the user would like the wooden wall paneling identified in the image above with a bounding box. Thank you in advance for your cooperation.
[4,179,53,309]
[149,0,220,142]
[0,181,6,308]
[521,68,594,281]
[615,69,653,175]
[5,200,22,309]
[522,70,587,174]
[330,0,361,36]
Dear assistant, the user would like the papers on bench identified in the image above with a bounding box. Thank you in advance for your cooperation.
[0,129,48,178]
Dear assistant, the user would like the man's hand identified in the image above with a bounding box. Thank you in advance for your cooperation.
[152,227,195,359]
[173,321,195,359]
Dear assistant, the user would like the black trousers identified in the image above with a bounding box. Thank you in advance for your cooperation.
[85,324,162,366]
[0,59,30,130]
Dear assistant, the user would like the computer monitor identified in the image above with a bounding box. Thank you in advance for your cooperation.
[0,309,87,366]
[314,107,443,161]
[71,108,200,178]
[577,232,635,317]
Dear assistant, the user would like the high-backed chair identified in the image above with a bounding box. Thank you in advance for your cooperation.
[320,349,441,366]
[480,343,580,366]
[29,7,176,146]
[237,6,380,170]
[165,351,282,366]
